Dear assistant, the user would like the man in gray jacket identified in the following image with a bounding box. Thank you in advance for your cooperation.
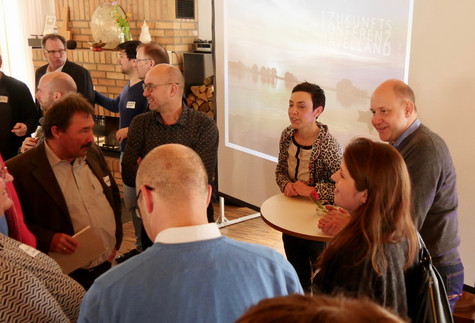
[370,79,463,309]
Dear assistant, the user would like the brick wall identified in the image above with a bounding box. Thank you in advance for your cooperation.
[54,0,198,54]
[32,0,198,113]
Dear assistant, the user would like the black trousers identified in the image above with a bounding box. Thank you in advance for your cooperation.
[141,202,215,250]
[282,233,325,291]
[69,261,112,290]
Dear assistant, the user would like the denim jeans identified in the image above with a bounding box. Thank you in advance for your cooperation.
[435,259,464,311]
[120,152,142,251]
[122,183,142,251]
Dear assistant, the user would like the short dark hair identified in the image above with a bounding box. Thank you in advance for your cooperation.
[137,42,169,64]
[292,82,326,111]
[117,40,142,59]
[43,93,94,139]
[42,34,66,48]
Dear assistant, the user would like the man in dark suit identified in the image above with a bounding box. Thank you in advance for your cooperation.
[6,93,122,290]
[35,34,94,106]
[0,55,38,160]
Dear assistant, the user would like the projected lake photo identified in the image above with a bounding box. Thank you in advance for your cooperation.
[224,0,413,161]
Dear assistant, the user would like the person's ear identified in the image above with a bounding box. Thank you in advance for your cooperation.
[51,125,61,139]
[313,106,323,118]
[169,83,179,97]
[206,184,212,206]
[404,100,415,117]
[142,186,155,215]
[52,91,62,101]
[360,189,368,204]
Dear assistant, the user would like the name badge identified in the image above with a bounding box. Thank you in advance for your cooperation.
[19,244,41,258]
[103,175,111,187]
[0,95,8,103]
[126,101,136,109]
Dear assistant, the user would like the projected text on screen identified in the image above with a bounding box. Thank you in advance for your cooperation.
[223,0,413,161]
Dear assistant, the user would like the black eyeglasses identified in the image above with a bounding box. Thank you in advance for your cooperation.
[0,166,7,180]
[44,49,66,56]
[142,83,179,92]
[135,185,156,219]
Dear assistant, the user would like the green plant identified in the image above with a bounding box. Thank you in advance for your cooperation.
[112,1,132,42]
[309,190,327,213]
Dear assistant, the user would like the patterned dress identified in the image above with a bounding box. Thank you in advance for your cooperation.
[0,233,85,322]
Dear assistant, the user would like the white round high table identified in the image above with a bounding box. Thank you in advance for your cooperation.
[260,193,333,242]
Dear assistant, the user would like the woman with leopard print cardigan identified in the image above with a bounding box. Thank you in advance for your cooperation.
[275,82,342,292]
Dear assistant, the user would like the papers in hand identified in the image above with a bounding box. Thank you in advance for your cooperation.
[49,225,106,274]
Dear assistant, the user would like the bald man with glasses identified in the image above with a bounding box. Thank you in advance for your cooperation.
[80,144,302,323]
[122,64,218,250]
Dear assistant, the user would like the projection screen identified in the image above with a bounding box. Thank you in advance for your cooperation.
[215,0,414,208]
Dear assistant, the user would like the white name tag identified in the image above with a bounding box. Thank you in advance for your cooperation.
[103,175,111,187]
[126,101,136,109]
[19,243,41,258]
[0,95,8,103]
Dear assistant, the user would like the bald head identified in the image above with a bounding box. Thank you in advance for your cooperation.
[373,79,416,111]
[136,143,209,207]
[136,144,210,238]
[370,79,417,144]
[36,72,77,111]
[143,64,185,113]
[147,64,184,94]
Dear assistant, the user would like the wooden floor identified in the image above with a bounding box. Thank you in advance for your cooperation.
[115,202,475,321]
[115,202,285,259]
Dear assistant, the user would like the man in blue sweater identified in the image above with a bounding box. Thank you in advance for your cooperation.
[95,41,148,263]
[370,79,463,310]
[79,144,303,323]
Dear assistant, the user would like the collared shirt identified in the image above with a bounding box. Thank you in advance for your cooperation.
[155,223,221,244]
[47,64,65,73]
[392,119,421,148]
[122,106,219,187]
[44,141,116,268]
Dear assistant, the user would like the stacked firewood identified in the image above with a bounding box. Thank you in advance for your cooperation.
[186,75,215,119]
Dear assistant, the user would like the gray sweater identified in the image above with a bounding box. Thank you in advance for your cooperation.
[397,124,460,265]
[315,242,409,318]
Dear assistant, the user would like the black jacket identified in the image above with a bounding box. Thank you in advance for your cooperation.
[35,60,95,106]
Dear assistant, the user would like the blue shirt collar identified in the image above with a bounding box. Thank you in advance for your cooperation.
[392,119,421,148]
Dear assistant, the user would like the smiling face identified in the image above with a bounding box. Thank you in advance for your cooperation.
[117,50,135,75]
[331,160,367,214]
[143,72,169,112]
[370,82,413,144]
[43,38,67,71]
[288,91,321,130]
[0,170,13,214]
[54,112,95,162]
